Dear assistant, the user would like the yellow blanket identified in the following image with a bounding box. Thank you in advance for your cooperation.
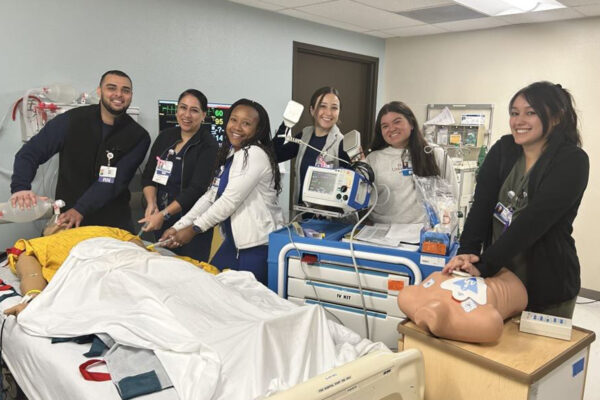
[8,226,218,281]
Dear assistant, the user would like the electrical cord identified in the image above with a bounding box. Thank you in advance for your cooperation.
[576,299,599,305]
[283,133,352,168]
[283,213,345,326]
[279,133,379,338]
[0,317,7,397]
[347,187,378,340]
[0,104,12,133]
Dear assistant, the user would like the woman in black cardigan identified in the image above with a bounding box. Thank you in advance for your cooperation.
[140,89,219,262]
[444,81,589,318]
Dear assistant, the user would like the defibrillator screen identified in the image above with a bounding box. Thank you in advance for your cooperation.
[308,170,337,194]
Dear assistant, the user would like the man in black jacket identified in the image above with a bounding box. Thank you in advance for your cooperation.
[10,70,150,233]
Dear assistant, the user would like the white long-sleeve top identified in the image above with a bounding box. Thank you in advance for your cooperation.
[366,145,458,225]
[173,145,284,249]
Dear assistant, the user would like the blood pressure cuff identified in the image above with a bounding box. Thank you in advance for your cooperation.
[60,334,173,400]
[105,344,173,400]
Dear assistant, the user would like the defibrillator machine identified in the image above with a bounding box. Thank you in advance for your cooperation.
[279,100,373,216]
[302,166,371,213]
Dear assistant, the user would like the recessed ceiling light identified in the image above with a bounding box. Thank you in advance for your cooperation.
[454,0,566,16]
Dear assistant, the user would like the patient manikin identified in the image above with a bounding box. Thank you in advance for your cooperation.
[397,268,528,343]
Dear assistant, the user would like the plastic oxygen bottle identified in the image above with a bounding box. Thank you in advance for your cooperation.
[42,83,78,104]
[0,198,62,223]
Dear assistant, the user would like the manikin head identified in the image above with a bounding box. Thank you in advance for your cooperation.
[397,268,528,343]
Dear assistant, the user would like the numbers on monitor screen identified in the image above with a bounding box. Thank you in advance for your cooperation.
[158,100,231,145]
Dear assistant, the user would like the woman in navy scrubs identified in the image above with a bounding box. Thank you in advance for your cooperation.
[140,89,218,262]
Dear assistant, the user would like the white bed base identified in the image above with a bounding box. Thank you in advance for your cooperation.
[269,349,424,400]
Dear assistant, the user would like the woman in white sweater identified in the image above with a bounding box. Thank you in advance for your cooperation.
[161,99,284,285]
[366,101,458,225]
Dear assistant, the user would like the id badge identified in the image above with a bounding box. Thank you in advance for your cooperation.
[493,202,513,227]
[315,154,333,168]
[207,177,221,203]
[152,158,173,185]
[98,166,117,183]
[401,160,413,176]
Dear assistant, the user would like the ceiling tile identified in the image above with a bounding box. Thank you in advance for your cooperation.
[556,0,600,5]
[435,16,511,31]
[499,7,584,23]
[574,4,600,14]
[279,8,368,32]
[398,4,487,23]
[382,24,448,36]
[298,0,423,29]
[226,0,594,38]
[352,0,454,13]
[227,0,284,11]
[262,0,332,8]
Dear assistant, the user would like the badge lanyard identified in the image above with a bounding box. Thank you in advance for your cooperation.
[494,180,528,232]
[98,151,117,183]
[401,149,413,176]
[207,164,227,203]
[393,149,413,177]
[314,137,337,169]
[152,149,175,186]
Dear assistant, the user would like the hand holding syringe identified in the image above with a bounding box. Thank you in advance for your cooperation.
[146,237,173,250]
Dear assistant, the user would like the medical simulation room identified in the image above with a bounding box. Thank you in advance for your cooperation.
[0,0,599,399]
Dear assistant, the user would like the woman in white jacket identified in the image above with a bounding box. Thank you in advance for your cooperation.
[161,99,284,285]
[366,101,458,224]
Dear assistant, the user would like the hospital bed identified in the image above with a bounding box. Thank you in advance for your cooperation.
[0,238,425,400]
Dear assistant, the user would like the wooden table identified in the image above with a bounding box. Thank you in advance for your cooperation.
[398,319,595,400]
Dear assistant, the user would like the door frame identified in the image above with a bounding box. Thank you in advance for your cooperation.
[292,41,379,139]
[290,41,379,212]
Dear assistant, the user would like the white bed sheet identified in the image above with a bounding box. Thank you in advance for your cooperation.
[0,265,177,400]
[0,239,386,400]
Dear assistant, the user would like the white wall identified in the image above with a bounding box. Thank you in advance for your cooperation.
[0,0,385,245]
[385,17,600,292]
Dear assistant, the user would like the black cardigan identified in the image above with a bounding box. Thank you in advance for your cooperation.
[458,134,589,307]
[141,126,218,213]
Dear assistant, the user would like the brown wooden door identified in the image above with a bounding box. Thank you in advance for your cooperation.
[290,41,378,211]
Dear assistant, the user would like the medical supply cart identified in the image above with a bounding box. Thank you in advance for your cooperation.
[268,220,457,349]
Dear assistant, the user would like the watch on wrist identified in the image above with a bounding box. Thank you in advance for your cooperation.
[161,210,171,221]
[192,224,203,233]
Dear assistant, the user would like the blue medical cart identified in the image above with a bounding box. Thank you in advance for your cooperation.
[267,220,457,348]
[268,219,457,297]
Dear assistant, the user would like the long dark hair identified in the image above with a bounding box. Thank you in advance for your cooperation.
[369,101,440,177]
[510,81,581,147]
[212,99,281,194]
